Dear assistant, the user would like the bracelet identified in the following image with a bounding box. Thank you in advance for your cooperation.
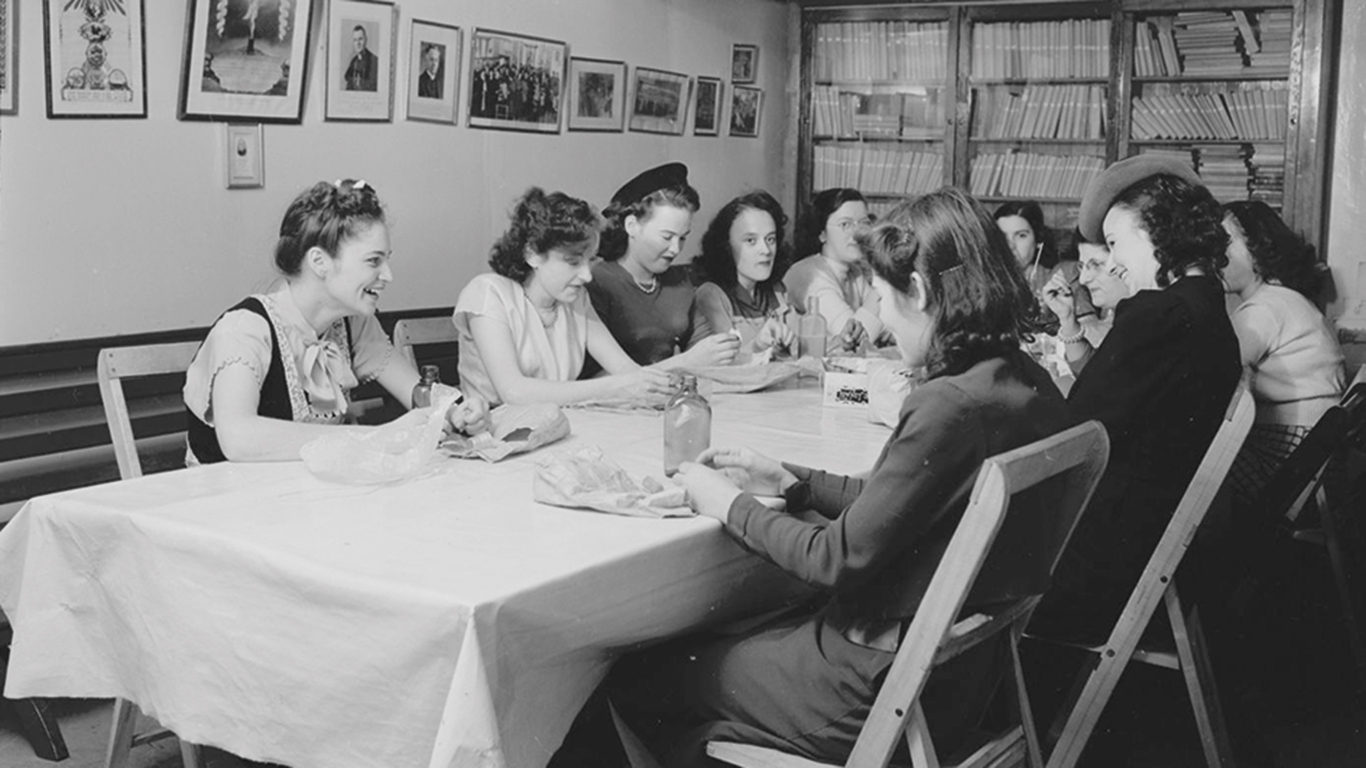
[1056,328,1088,345]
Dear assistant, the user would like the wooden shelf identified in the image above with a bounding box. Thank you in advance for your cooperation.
[970,77,1109,86]
[970,138,1105,145]
[1130,139,1283,146]
[1133,74,1290,84]
[814,135,945,143]
[815,80,947,90]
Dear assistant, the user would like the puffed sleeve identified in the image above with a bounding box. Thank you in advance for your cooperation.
[1230,298,1279,369]
[348,311,397,384]
[183,309,273,426]
[453,274,514,331]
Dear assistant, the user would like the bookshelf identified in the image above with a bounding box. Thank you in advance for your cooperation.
[796,0,1340,249]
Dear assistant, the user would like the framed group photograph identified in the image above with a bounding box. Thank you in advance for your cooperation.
[406,19,460,124]
[693,76,722,136]
[224,123,264,189]
[567,57,625,132]
[628,67,691,136]
[178,0,315,123]
[730,85,762,138]
[1,0,15,113]
[467,28,566,133]
[43,0,147,118]
[326,0,398,121]
[731,43,758,85]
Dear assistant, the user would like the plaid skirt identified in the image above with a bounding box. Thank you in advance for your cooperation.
[1227,422,1311,510]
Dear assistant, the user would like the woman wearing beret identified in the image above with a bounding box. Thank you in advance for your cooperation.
[1030,155,1242,640]
[587,163,740,370]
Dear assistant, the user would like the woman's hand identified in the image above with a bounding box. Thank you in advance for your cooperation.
[838,319,867,353]
[694,446,796,497]
[674,462,742,522]
[753,318,796,355]
[684,332,741,367]
[446,394,489,435]
[1042,272,1078,334]
[611,367,673,405]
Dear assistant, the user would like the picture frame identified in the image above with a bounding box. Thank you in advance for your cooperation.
[224,123,265,189]
[178,0,315,123]
[0,0,15,113]
[326,0,398,122]
[628,66,691,136]
[467,28,566,134]
[730,43,758,85]
[692,76,722,137]
[42,0,147,118]
[406,19,460,124]
[729,85,762,138]
[566,57,626,133]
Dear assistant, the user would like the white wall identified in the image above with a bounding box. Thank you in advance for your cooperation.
[1326,0,1366,329]
[0,0,793,346]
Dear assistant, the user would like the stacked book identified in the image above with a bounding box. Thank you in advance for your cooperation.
[1248,10,1293,75]
[1130,81,1285,141]
[1194,145,1250,201]
[968,151,1104,199]
[812,87,946,140]
[813,144,944,196]
[971,84,1106,140]
[971,19,1110,79]
[1174,12,1245,77]
[1133,10,1292,78]
[814,21,947,82]
[1248,145,1286,207]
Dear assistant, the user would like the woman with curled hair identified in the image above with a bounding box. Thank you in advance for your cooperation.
[691,190,796,357]
[183,179,488,464]
[453,188,672,407]
[586,163,739,371]
[785,187,885,353]
[551,187,1069,768]
[1030,156,1242,640]
[1221,200,1345,506]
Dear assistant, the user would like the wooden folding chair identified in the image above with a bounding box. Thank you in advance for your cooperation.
[97,342,204,768]
[1035,378,1254,768]
[708,420,1111,768]
[392,316,459,369]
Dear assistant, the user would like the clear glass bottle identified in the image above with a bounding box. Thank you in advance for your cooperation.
[663,374,712,477]
[798,295,828,359]
[412,365,441,408]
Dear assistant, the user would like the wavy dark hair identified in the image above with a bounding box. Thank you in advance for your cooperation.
[859,187,1038,379]
[274,179,385,276]
[796,187,867,258]
[993,199,1058,271]
[488,188,601,283]
[694,190,791,290]
[597,184,700,262]
[1223,200,1324,300]
[1110,174,1228,287]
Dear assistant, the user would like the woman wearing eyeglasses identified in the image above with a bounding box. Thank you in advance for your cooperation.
[783,188,885,353]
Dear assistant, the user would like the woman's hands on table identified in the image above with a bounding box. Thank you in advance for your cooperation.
[684,332,741,367]
[446,394,489,435]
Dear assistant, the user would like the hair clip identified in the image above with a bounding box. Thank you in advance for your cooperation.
[334,179,370,191]
[939,264,964,278]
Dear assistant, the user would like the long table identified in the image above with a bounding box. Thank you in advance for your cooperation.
[0,385,891,768]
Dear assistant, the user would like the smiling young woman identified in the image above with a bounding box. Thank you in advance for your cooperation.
[182,179,488,464]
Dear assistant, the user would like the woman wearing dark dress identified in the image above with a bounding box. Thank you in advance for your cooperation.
[550,187,1070,768]
[1029,155,1243,640]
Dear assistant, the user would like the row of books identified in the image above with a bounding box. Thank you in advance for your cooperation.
[967,151,1105,199]
[1131,81,1288,141]
[970,19,1110,80]
[811,86,946,140]
[1135,10,1291,78]
[813,145,945,196]
[813,21,947,83]
[1139,145,1286,206]
[971,84,1106,140]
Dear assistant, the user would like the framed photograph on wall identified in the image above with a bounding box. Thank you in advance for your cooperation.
[42,0,147,118]
[566,57,625,132]
[729,85,762,138]
[628,66,690,136]
[693,76,722,136]
[730,43,757,85]
[1,0,16,113]
[467,28,566,133]
[224,123,264,189]
[407,19,460,124]
[326,0,397,122]
[178,0,315,123]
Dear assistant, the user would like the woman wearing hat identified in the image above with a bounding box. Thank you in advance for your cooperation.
[1030,155,1242,640]
[587,163,741,370]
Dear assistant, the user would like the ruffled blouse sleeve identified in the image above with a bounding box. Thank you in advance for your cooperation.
[347,311,397,383]
[183,308,273,426]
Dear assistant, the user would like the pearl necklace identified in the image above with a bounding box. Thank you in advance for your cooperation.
[633,275,659,294]
[532,302,558,327]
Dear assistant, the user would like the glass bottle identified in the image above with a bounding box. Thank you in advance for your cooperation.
[798,296,828,359]
[663,374,712,477]
[412,365,441,408]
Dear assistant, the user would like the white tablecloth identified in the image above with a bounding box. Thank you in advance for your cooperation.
[0,386,889,768]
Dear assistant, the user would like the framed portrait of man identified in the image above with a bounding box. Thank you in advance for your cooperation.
[407,19,460,124]
[730,43,757,85]
[178,0,315,123]
[325,0,397,122]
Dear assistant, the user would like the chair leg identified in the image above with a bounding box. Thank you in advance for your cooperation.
[9,697,70,761]
[1044,639,1134,768]
[905,701,942,768]
[1008,632,1044,768]
[1165,586,1234,768]
[106,698,139,768]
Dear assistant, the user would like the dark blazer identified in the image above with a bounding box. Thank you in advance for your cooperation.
[345,49,378,91]
[418,70,441,99]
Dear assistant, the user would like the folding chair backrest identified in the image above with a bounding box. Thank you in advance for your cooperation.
[847,421,1110,768]
[1256,380,1366,524]
[392,316,458,369]
[97,342,201,481]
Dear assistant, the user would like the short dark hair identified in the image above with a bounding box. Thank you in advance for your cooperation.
[1223,200,1324,301]
[489,187,601,283]
[796,188,866,258]
[598,185,700,262]
[274,179,385,276]
[860,187,1038,378]
[694,190,790,290]
[1110,174,1228,288]
[993,199,1058,270]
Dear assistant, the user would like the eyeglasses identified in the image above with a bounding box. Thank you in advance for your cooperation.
[834,216,873,232]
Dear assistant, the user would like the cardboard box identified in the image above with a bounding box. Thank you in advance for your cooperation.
[821,356,871,408]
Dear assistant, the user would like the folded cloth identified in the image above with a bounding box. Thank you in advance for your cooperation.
[533,445,690,518]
